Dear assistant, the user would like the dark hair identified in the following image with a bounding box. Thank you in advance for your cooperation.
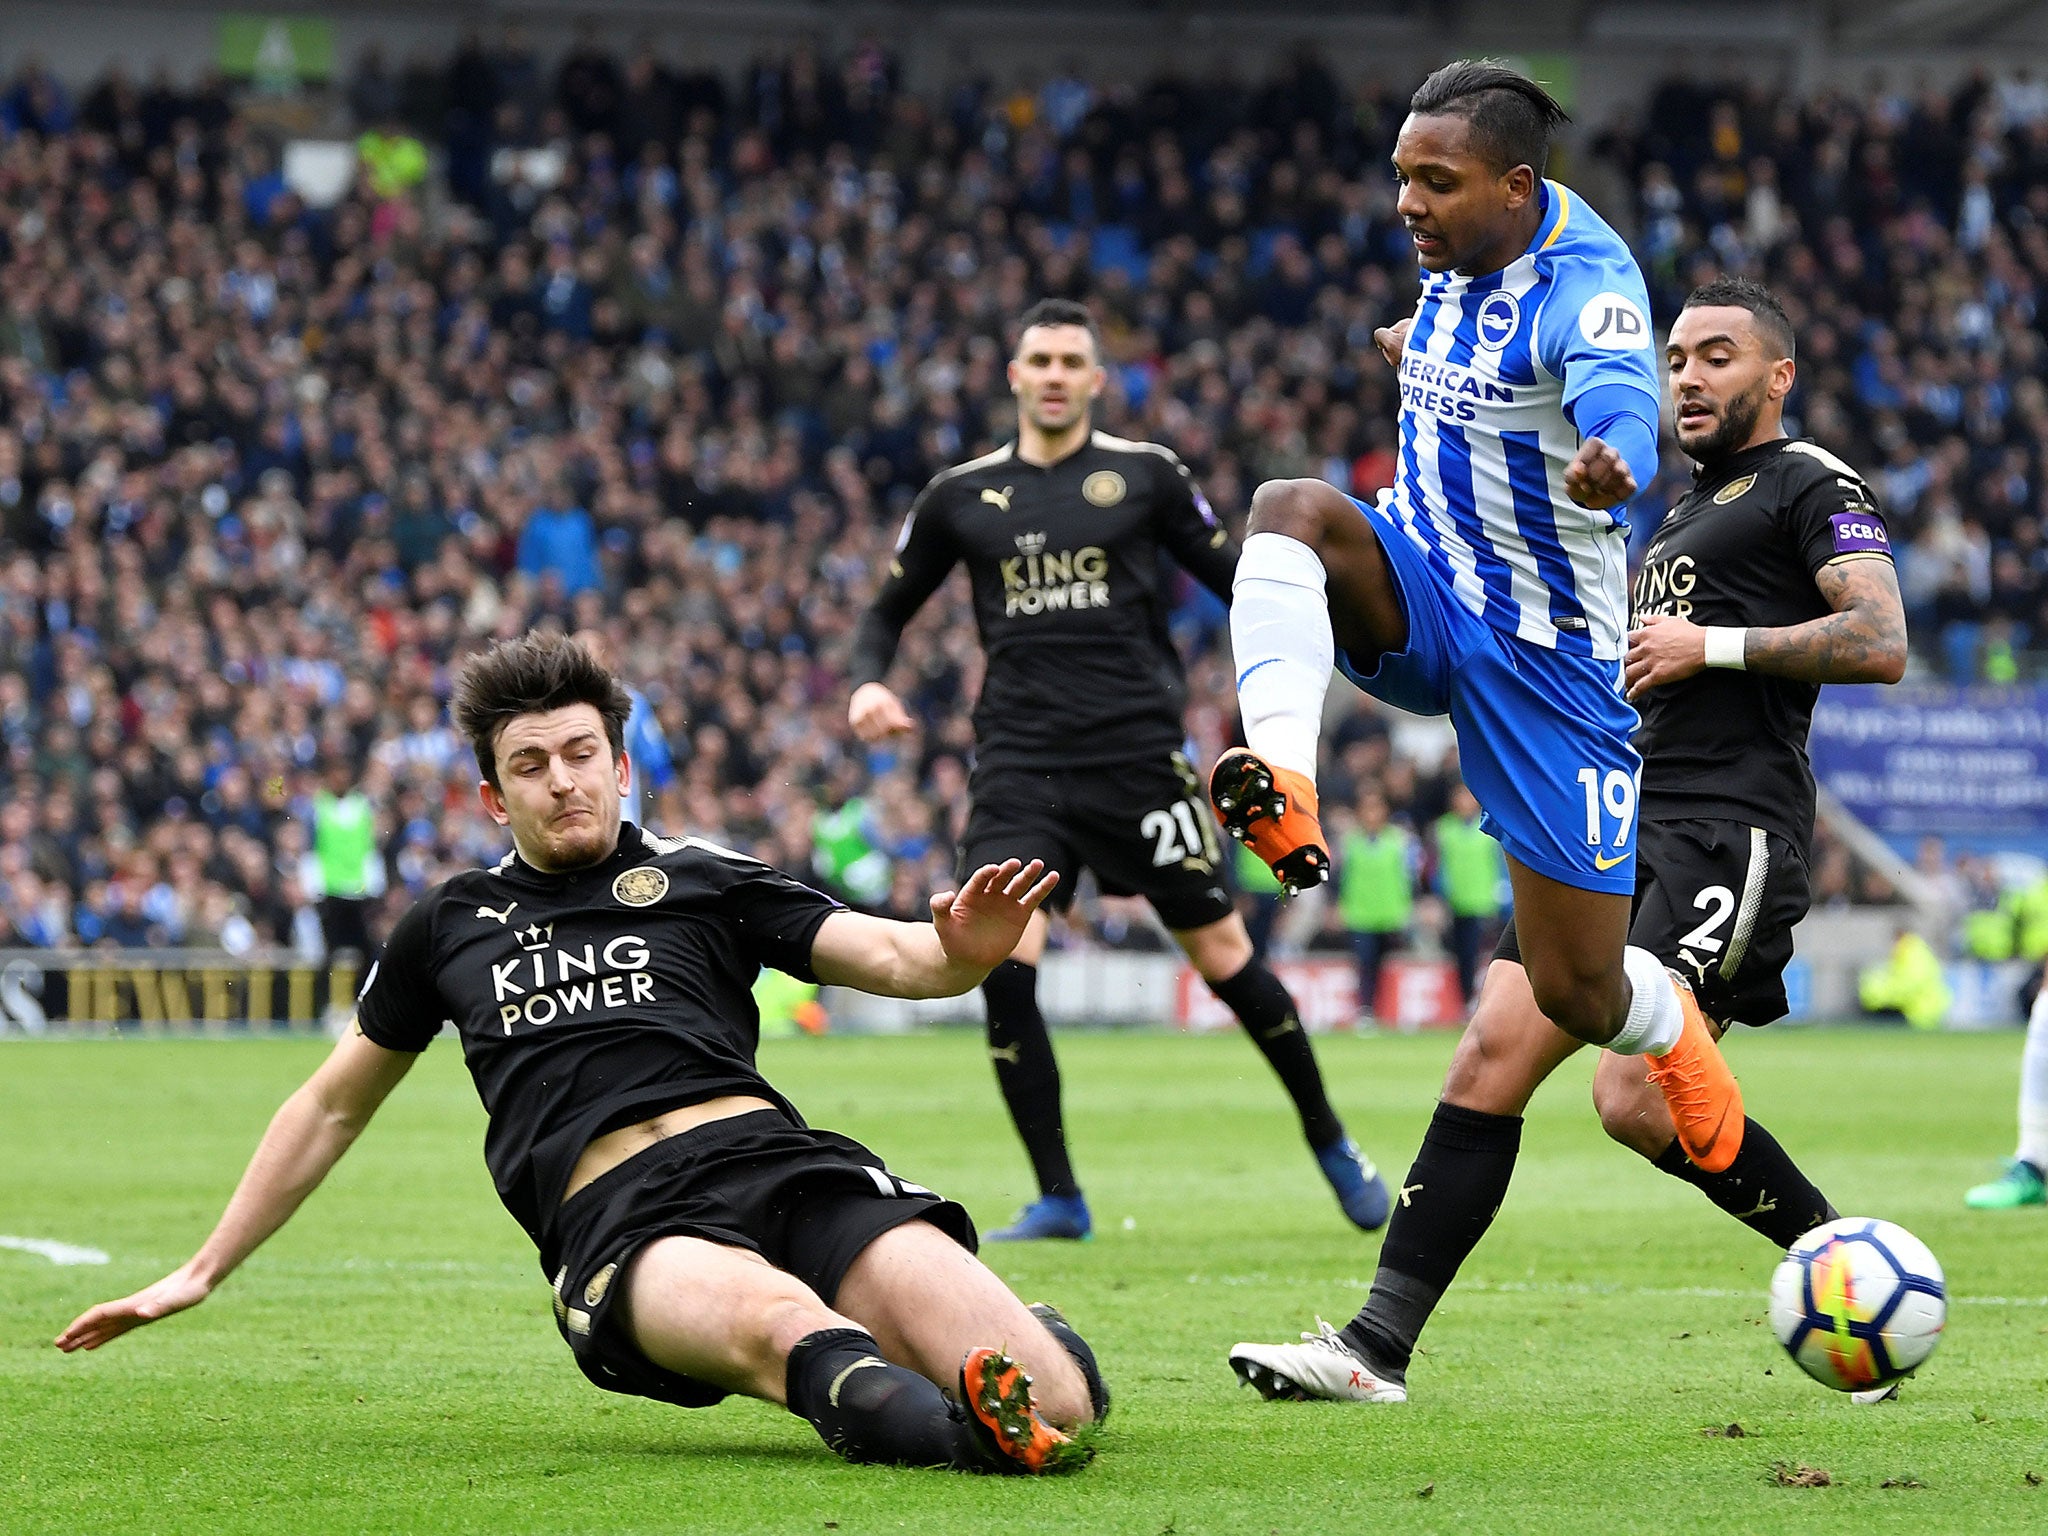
[1409,60,1570,177]
[1014,298,1098,349]
[451,630,631,787]
[1682,276,1797,363]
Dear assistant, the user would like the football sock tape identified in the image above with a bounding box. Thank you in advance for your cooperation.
[1231,532,1333,784]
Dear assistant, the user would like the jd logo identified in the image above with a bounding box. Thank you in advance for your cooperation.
[1477,291,1520,349]
[980,486,1014,512]
[1578,293,1650,350]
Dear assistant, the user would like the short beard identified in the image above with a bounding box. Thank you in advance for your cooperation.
[1682,381,1768,467]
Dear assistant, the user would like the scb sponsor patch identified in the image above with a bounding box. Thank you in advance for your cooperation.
[1829,511,1891,555]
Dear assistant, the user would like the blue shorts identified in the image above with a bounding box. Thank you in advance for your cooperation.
[1337,499,1641,894]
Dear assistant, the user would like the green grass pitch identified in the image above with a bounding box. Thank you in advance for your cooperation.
[4,1027,2044,1534]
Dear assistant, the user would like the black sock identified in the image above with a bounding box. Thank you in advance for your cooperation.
[1208,959,1344,1149]
[1650,1119,1837,1248]
[982,960,1079,1199]
[1030,1304,1110,1423]
[785,1327,982,1470]
[1340,1101,1522,1377]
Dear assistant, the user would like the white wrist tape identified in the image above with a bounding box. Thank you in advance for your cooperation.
[1702,626,1748,670]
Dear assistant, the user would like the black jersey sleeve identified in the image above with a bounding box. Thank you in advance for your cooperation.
[713,853,847,983]
[353,895,443,1052]
[1151,451,1238,601]
[848,480,959,688]
[1782,451,1895,578]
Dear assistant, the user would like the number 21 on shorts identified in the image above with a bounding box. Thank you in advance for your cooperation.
[1575,766,1638,864]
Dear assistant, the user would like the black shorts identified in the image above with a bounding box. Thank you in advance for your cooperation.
[1493,817,1810,1028]
[541,1109,975,1409]
[960,749,1234,931]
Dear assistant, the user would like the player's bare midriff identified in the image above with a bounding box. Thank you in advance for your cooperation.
[563,1096,779,1203]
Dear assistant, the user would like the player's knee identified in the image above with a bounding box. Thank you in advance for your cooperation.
[1525,963,1625,1044]
[1246,478,1338,549]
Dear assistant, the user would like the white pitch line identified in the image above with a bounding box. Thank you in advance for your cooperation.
[1185,1273,2045,1308]
[0,1234,109,1266]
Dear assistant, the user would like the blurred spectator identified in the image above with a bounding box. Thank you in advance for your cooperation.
[1335,788,1416,1022]
[1433,782,1505,1007]
[307,761,385,958]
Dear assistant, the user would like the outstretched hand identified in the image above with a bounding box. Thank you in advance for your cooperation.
[930,859,1058,973]
[55,1264,212,1353]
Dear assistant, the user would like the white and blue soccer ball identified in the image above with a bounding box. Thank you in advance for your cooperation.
[1768,1217,1947,1392]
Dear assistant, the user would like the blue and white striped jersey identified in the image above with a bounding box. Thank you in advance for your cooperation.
[1383,181,1658,661]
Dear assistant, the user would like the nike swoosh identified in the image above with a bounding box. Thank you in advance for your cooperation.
[1684,1102,1735,1166]
[1593,850,1629,870]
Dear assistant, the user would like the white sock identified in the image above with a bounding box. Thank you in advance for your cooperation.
[2018,980,2048,1170]
[1608,946,1685,1056]
[1231,532,1334,783]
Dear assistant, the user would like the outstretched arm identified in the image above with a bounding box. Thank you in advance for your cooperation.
[55,1027,418,1352]
[1625,558,1907,699]
[809,859,1058,999]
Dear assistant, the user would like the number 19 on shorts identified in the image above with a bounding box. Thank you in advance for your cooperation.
[1576,766,1638,849]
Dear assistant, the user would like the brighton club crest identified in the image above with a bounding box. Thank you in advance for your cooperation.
[613,866,669,907]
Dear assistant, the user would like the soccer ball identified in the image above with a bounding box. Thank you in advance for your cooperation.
[1767,1217,1946,1392]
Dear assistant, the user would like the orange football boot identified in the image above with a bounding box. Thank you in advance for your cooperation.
[959,1348,1093,1474]
[1645,971,1746,1173]
[1208,748,1330,895]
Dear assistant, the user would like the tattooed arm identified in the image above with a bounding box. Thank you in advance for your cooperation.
[1624,557,1907,699]
[1741,557,1908,683]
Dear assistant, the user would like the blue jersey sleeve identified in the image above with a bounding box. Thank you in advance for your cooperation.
[1534,240,1660,418]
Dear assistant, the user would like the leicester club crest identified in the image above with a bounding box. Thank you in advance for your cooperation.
[1082,470,1126,507]
[613,866,669,907]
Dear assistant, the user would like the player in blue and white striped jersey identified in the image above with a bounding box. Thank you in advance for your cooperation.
[1215,61,1747,1405]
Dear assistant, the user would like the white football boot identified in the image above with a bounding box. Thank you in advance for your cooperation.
[1229,1318,1408,1403]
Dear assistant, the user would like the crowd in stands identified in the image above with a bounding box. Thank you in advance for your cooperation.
[0,36,2037,960]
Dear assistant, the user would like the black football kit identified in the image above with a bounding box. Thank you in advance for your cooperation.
[849,431,1238,928]
[1498,437,1895,1027]
[1626,436,1895,1025]
[848,431,1357,1224]
[354,824,972,1408]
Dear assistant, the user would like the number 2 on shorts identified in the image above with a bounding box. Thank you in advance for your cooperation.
[1575,766,1638,848]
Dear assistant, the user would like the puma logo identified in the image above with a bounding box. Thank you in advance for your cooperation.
[475,901,518,924]
[980,485,1015,512]
[1399,1181,1423,1208]
[1259,1015,1301,1040]
[1677,949,1711,984]
[988,1045,1021,1065]
[1734,1192,1777,1220]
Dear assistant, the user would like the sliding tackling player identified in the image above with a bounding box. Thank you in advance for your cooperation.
[59,633,1104,1474]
